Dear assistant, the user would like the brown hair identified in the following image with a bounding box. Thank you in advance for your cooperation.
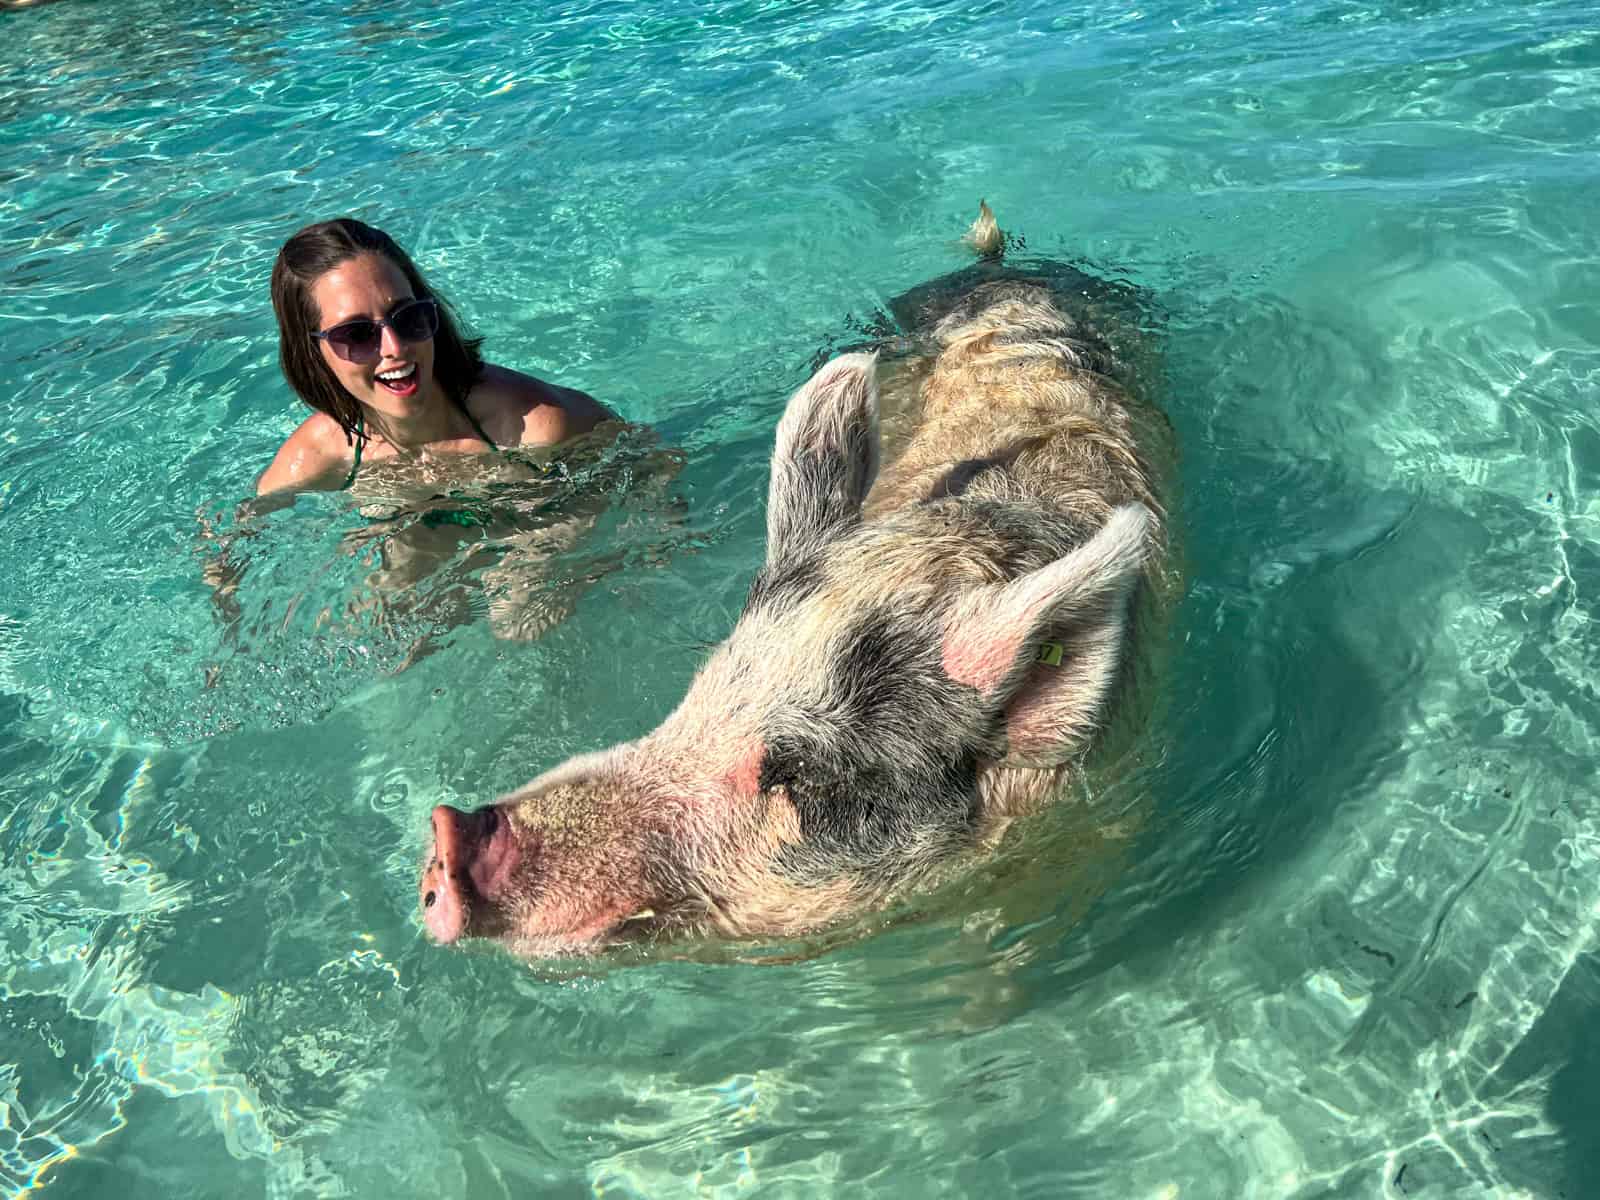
[270,218,485,443]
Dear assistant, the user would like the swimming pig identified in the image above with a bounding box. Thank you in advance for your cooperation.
[419,203,1175,959]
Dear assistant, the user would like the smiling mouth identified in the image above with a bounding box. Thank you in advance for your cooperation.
[376,363,418,394]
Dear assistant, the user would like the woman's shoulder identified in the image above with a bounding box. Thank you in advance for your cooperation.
[255,411,355,495]
[469,364,617,448]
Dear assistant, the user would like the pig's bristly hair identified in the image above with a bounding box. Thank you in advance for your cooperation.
[451,200,1173,956]
[766,352,881,565]
[633,276,1164,923]
[720,238,1167,897]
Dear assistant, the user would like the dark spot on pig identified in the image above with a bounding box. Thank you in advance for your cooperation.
[927,438,1047,500]
[424,891,437,909]
[764,735,979,882]
[834,609,985,735]
[833,611,929,726]
[754,607,990,882]
[744,555,824,615]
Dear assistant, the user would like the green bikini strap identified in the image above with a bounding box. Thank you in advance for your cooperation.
[342,412,365,490]
[341,402,495,490]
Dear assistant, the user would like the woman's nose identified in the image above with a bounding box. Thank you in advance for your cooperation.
[379,321,405,357]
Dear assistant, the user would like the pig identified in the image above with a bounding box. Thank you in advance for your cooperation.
[419,202,1175,959]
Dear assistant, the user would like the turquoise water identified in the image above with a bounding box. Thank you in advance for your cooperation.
[3,0,1599,1194]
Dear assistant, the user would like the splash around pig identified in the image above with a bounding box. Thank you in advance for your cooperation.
[420,202,1177,959]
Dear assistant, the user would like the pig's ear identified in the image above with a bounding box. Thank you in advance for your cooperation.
[941,504,1154,766]
[766,353,881,565]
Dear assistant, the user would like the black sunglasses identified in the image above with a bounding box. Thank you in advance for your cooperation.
[312,298,440,363]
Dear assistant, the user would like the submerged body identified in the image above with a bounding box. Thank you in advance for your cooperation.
[419,204,1176,958]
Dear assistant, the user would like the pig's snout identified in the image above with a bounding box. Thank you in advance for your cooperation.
[421,804,519,944]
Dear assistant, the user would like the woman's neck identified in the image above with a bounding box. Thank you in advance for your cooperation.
[361,384,470,455]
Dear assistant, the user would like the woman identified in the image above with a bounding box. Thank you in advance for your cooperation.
[258,218,614,496]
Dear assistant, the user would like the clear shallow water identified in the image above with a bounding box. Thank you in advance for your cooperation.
[3,0,1599,1195]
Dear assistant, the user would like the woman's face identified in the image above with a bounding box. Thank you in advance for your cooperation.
[309,252,441,424]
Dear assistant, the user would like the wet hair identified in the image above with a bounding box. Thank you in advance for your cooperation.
[270,218,485,443]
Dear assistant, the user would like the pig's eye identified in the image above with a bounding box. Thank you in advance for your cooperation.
[758,745,807,794]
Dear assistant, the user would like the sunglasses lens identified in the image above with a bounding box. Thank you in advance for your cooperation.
[392,300,439,343]
[317,301,436,361]
[326,321,381,360]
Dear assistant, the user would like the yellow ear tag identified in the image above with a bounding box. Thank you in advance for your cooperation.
[1035,641,1064,667]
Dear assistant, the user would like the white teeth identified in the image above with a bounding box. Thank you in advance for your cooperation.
[377,365,416,382]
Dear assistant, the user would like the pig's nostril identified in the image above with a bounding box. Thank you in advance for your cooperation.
[424,890,437,909]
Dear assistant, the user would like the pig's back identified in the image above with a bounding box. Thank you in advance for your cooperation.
[865,279,1167,532]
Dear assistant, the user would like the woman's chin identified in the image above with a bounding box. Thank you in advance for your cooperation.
[378,380,421,402]
[364,378,436,417]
